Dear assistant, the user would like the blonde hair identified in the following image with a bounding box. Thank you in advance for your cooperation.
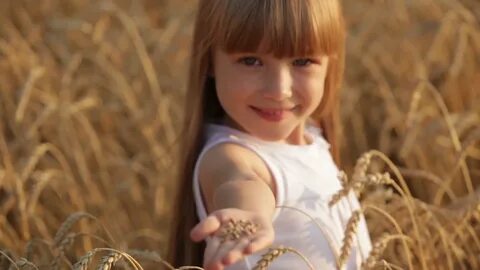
[168,0,346,266]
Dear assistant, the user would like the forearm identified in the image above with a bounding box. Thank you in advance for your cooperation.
[213,180,276,220]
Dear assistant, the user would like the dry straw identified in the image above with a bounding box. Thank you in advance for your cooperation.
[54,212,95,246]
[73,250,95,270]
[96,251,122,270]
[1,0,480,269]
[252,246,314,270]
[74,248,143,270]
[7,257,38,270]
[338,210,362,269]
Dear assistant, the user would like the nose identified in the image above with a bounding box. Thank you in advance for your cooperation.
[262,66,293,101]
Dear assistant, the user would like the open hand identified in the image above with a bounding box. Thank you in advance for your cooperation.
[190,208,274,270]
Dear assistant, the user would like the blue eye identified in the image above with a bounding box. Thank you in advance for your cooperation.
[239,57,262,66]
[293,58,313,66]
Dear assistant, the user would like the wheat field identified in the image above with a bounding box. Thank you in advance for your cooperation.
[0,0,479,269]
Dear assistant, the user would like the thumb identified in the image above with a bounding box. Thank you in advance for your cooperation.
[190,215,222,242]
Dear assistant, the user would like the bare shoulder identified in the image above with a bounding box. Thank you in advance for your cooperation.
[197,143,275,212]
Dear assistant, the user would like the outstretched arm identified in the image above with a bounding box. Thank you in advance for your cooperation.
[190,143,277,270]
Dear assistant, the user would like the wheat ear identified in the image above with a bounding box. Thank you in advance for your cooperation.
[253,246,314,270]
[74,250,96,270]
[96,251,122,270]
[338,210,362,269]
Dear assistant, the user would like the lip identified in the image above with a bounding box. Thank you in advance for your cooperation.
[250,106,296,122]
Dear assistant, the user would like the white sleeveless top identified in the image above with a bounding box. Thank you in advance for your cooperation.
[193,123,372,269]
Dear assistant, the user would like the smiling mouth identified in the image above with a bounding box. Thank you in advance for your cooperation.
[249,106,297,122]
[251,106,294,112]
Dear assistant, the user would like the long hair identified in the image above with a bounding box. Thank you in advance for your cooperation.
[167,0,346,266]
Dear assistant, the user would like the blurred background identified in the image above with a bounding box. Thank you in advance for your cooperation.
[0,0,479,269]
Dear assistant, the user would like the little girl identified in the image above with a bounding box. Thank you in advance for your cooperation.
[168,0,372,269]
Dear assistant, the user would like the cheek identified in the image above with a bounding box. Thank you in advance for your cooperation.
[215,72,257,100]
[215,75,250,114]
[297,77,325,104]
[215,69,236,96]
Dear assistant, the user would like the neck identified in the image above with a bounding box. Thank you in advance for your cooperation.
[221,116,312,145]
[285,122,312,145]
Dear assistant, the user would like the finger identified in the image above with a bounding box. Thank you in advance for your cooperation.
[206,239,238,269]
[222,237,251,266]
[190,215,221,242]
[245,234,273,254]
[211,208,238,224]
[203,237,222,268]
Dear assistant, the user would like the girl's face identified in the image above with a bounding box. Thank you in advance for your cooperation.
[212,47,329,144]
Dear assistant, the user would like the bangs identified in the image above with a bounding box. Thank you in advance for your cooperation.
[210,0,344,57]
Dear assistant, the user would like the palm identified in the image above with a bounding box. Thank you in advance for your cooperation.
[190,208,274,270]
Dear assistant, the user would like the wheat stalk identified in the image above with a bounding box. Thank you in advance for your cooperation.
[353,152,373,180]
[362,203,416,269]
[127,249,180,270]
[73,250,95,270]
[276,205,340,264]
[7,258,39,270]
[1,1,480,270]
[253,246,314,270]
[361,234,390,270]
[329,172,393,207]
[24,238,52,261]
[338,170,349,189]
[54,212,95,246]
[96,251,122,270]
[338,210,362,269]
[51,232,77,270]
[361,234,414,270]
